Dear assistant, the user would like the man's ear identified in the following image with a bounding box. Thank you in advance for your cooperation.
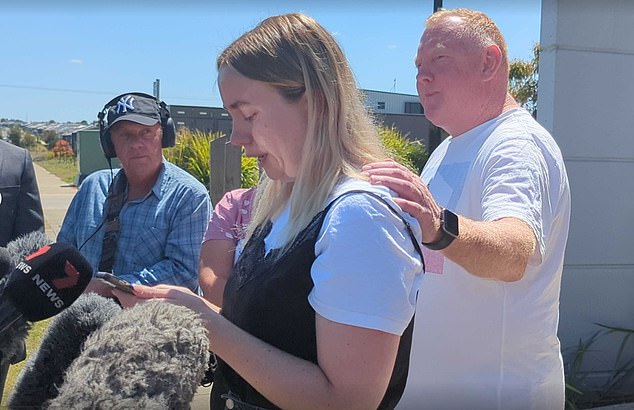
[482,44,503,81]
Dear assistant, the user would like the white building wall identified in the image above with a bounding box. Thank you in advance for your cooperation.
[362,89,422,114]
[540,0,634,389]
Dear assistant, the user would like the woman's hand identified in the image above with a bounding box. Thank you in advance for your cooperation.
[113,284,220,314]
[84,278,116,299]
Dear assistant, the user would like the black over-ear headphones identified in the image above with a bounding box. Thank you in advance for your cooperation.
[97,92,176,159]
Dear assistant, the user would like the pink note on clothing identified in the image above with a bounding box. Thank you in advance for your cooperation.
[422,247,444,274]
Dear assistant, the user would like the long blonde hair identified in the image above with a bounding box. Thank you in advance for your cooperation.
[217,13,385,249]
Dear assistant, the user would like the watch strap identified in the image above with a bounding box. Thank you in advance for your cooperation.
[421,231,455,250]
[421,209,458,251]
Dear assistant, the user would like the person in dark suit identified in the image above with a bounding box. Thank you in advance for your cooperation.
[0,138,45,402]
[0,139,45,247]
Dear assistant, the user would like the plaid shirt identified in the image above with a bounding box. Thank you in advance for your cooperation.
[57,160,211,292]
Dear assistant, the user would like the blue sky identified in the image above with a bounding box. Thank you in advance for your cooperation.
[0,0,541,123]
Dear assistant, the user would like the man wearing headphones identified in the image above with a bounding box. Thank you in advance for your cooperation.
[57,93,211,296]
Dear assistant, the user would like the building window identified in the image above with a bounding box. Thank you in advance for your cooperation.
[377,102,386,110]
[404,102,424,114]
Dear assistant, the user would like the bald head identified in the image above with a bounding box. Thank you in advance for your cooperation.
[415,8,515,135]
[426,8,509,76]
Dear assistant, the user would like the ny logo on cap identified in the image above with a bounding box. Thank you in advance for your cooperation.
[116,95,135,114]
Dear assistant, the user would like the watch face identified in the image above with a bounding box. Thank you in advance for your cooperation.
[442,209,459,238]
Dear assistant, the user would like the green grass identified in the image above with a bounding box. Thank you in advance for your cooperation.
[2,319,51,405]
[30,145,77,184]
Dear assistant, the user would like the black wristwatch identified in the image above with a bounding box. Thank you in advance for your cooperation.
[422,209,459,250]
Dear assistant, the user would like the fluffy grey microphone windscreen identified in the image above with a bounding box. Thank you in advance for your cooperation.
[0,247,12,279]
[6,230,51,266]
[8,294,122,408]
[46,300,210,409]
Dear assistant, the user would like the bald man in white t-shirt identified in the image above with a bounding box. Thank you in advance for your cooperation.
[363,8,570,410]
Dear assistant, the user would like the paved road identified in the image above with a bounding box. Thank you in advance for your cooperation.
[33,163,76,239]
[29,164,213,408]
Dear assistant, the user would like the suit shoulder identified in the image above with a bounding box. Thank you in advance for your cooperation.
[0,140,28,158]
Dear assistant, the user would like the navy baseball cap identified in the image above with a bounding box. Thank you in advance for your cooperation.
[105,94,160,132]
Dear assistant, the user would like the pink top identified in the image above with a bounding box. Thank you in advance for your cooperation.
[203,187,256,242]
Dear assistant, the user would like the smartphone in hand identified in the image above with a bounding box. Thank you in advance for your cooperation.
[95,272,135,294]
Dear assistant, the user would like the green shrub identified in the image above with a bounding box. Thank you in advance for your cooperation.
[165,126,428,192]
[164,128,260,190]
[565,323,634,409]
[379,125,429,175]
[164,128,218,188]
[241,155,259,188]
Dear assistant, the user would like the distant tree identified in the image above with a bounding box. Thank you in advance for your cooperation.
[509,43,540,117]
[52,139,74,162]
[42,129,59,149]
[8,126,22,146]
[22,132,37,148]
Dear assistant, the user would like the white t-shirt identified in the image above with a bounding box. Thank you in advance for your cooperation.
[398,109,571,410]
[263,178,424,336]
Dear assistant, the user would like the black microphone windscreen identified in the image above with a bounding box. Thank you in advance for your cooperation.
[0,235,48,375]
[3,243,92,322]
[0,301,30,369]
[46,301,210,409]
[8,294,121,408]
[5,230,52,266]
[0,246,12,279]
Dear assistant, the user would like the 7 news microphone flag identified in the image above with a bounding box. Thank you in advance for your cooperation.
[0,243,92,335]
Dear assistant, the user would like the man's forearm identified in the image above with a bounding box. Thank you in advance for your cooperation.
[443,217,536,282]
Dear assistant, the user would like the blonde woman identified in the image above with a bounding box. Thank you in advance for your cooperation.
[117,13,424,410]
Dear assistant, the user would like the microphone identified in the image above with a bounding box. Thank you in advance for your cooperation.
[46,301,210,409]
[0,247,12,279]
[1,231,53,298]
[5,230,51,267]
[0,242,93,337]
[8,294,121,408]
[0,232,53,394]
[0,244,30,373]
